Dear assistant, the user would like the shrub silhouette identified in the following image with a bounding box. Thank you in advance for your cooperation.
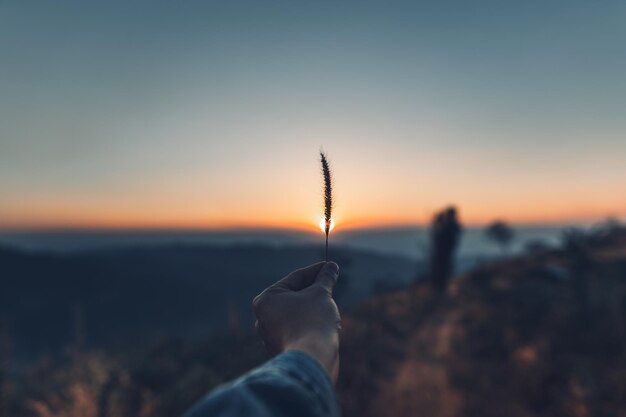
[484,220,514,253]
[428,206,462,293]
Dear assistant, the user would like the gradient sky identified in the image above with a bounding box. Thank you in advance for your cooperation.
[1,0,625,231]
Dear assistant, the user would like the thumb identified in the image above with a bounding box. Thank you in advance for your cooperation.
[313,262,339,292]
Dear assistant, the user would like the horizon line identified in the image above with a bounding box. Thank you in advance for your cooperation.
[0,217,616,234]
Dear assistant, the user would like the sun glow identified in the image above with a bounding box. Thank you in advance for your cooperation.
[319,218,336,233]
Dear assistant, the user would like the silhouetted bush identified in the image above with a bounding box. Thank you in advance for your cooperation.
[484,220,514,253]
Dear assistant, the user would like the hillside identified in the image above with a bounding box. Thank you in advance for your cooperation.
[3,226,625,417]
[339,227,626,417]
[0,243,418,359]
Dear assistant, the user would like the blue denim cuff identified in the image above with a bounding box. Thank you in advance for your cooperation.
[266,350,338,416]
[184,349,340,417]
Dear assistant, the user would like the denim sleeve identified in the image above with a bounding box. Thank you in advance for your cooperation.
[183,350,340,417]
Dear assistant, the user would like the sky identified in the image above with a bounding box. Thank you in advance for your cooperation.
[1,0,625,231]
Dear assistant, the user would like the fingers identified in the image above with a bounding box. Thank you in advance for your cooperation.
[313,262,339,292]
[272,262,326,291]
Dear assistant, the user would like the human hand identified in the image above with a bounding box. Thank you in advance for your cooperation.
[252,262,341,382]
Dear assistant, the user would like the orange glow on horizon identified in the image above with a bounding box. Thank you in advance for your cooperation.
[1,174,624,231]
[0,204,624,232]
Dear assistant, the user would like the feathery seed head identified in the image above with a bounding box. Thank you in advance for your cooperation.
[320,151,333,235]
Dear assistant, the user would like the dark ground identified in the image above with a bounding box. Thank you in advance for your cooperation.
[1,226,625,417]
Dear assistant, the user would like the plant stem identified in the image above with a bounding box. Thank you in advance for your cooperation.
[325,232,329,261]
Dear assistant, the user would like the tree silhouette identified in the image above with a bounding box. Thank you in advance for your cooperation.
[428,206,462,293]
[484,220,514,253]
